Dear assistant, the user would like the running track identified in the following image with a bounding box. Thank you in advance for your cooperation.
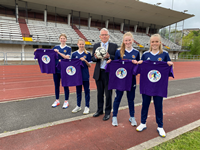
[0,61,200,102]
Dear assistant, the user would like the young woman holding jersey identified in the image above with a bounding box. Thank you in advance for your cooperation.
[34,33,71,108]
[71,38,92,114]
[107,32,140,127]
[136,34,173,137]
[51,33,71,109]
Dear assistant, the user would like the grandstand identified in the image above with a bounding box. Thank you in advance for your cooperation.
[0,0,194,63]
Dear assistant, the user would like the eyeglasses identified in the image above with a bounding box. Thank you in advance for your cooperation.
[100,34,109,36]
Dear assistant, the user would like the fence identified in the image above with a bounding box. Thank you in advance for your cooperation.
[178,55,200,60]
[0,52,37,65]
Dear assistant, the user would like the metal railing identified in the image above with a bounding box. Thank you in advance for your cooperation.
[179,55,200,60]
[1,52,37,65]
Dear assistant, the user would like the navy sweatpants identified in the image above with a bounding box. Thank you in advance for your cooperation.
[76,81,90,107]
[113,77,136,117]
[53,73,69,100]
[141,94,163,128]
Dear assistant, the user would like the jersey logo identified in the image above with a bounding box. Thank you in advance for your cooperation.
[84,55,86,58]
[132,55,135,59]
[76,56,78,58]
[148,70,161,82]
[147,57,150,60]
[66,66,76,76]
[116,68,127,79]
[64,50,67,53]
[42,55,50,64]
[158,57,162,61]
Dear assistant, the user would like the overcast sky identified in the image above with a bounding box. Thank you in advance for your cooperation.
[140,0,200,29]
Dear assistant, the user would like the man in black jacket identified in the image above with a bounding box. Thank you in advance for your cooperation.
[91,28,118,121]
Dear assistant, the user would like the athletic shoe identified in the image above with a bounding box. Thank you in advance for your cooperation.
[136,123,147,132]
[112,117,118,126]
[52,100,60,108]
[129,117,137,126]
[83,107,90,115]
[62,101,69,109]
[72,106,81,113]
[157,127,166,138]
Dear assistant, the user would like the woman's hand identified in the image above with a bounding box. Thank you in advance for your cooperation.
[167,61,173,66]
[106,59,112,64]
[80,57,85,61]
[54,49,59,53]
[132,60,138,64]
[137,60,143,64]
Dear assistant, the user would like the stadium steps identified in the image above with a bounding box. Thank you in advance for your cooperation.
[18,18,33,42]
[72,25,91,45]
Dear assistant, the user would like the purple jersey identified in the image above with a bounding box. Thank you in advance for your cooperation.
[133,60,174,97]
[105,60,137,91]
[34,49,58,74]
[57,59,84,87]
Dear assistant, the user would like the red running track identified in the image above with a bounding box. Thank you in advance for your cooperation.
[0,61,200,102]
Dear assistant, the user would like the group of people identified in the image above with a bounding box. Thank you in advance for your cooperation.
[35,28,174,138]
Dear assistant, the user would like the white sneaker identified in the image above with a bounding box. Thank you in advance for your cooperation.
[112,117,118,126]
[136,123,147,132]
[157,127,166,138]
[62,101,69,109]
[83,107,90,114]
[72,106,81,113]
[129,117,137,126]
[52,100,60,108]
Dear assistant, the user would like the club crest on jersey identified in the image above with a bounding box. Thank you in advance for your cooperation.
[42,55,50,64]
[148,70,161,82]
[84,55,86,58]
[66,66,76,76]
[132,55,135,59]
[116,68,127,79]
[64,50,67,53]
[158,57,162,61]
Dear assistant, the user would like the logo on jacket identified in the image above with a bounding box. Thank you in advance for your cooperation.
[42,55,50,64]
[132,55,135,59]
[66,66,76,76]
[148,70,161,82]
[84,55,86,58]
[158,57,162,61]
[64,50,67,53]
[116,68,127,79]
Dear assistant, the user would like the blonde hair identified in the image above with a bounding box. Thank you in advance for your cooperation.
[77,38,88,54]
[120,32,134,58]
[59,33,67,39]
[149,34,163,55]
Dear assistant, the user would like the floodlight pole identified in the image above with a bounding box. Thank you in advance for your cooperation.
[169,0,174,40]
[180,10,188,49]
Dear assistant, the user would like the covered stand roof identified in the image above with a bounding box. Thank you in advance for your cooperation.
[22,0,194,28]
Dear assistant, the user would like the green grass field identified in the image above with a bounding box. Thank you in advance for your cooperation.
[150,127,200,150]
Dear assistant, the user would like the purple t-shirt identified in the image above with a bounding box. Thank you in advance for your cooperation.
[57,59,84,87]
[34,49,58,74]
[133,60,174,97]
[105,60,137,91]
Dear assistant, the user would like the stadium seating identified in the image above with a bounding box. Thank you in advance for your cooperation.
[27,19,79,44]
[0,17,181,50]
[0,16,23,41]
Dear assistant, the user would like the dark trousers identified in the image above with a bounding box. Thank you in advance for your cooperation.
[76,81,90,107]
[113,78,136,117]
[53,73,69,100]
[95,69,112,115]
[141,94,163,127]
